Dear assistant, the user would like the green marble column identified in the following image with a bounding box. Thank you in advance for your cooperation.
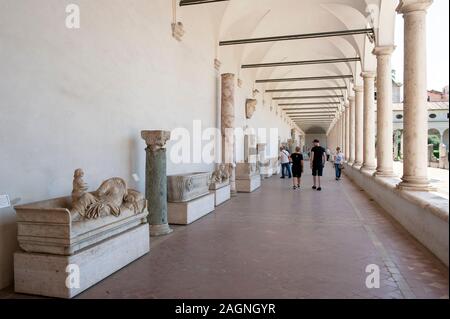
[141,130,172,236]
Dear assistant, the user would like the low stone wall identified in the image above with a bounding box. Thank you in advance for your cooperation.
[344,165,449,267]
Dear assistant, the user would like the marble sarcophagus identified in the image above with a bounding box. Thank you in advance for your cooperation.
[13,169,150,299]
[167,172,215,224]
[167,172,210,202]
[15,196,148,256]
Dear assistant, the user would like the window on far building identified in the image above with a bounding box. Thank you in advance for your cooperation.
[396,114,403,119]
[429,113,437,119]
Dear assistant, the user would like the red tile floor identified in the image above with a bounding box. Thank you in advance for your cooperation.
[1,165,448,299]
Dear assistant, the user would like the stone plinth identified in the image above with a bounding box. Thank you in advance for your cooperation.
[236,163,259,179]
[14,223,149,299]
[168,193,215,225]
[167,172,210,202]
[259,164,273,178]
[270,158,280,175]
[213,184,231,206]
[236,175,261,193]
[236,163,261,192]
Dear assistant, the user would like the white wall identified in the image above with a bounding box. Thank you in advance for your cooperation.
[0,0,292,289]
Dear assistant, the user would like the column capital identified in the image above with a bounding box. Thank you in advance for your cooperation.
[396,0,433,14]
[372,45,396,56]
[353,86,363,93]
[348,96,355,102]
[141,130,171,151]
[344,101,350,108]
[361,71,377,79]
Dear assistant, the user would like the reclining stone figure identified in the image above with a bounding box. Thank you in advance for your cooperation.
[70,168,146,220]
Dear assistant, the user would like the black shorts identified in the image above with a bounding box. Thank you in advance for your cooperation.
[312,165,323,176]
[292,165,302,178]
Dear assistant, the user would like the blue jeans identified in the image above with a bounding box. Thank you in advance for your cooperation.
[281,163,292,178]
[334,163,342,178]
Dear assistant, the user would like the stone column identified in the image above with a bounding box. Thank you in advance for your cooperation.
[400,132,404,159]
[221,73,237,194]
[340,110,344,152]
[141,130,172,236]
[338,113,342,149]
[373,45,396,176]
[361,71,377,171]
[345,102,350,161]
[341,110,345,150]
[348,96,356,164]
[353,86,364,168]
[397,0,435,191]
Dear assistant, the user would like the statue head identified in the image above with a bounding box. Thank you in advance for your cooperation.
[74,168,84,178]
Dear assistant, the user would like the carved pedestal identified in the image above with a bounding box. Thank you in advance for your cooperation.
[14,190,150,298]
[210,181,231,206]
[235,163,261,193]
[259,164,273,178]
[15,224,149,299]
[209,165,231,206]
[167,173,215,225]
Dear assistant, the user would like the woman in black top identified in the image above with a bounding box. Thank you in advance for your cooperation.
[289,146,304,190]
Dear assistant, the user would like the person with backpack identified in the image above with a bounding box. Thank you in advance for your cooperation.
[279,146,292,179]
[310,139,326,191]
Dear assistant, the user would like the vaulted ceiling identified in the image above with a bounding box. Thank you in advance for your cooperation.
[179,0,397,133]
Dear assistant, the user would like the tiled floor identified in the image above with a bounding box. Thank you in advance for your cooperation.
[1,164,448,299]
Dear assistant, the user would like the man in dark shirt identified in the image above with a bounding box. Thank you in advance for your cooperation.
[310,139,326,191]
[290,146,304,190]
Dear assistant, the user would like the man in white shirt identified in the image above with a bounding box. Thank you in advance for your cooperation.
[279,146,292,178]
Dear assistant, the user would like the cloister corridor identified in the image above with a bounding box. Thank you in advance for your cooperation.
[2,165,447,300]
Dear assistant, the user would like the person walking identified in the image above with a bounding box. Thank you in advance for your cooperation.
[279,146,291,179]
[310,139,326,191]
[290,146,304,190]
[326,148,331,161]
[334,147,344,181]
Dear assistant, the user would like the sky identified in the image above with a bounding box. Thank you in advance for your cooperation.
[391,0,449,91]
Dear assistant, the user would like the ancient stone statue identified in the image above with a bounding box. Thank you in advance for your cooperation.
[70,169,146,221]
[245,99,257,119]
[210,163,230,184]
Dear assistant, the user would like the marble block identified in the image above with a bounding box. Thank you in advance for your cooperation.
[213,184,231,206]
[167,172,210,202]
[14,224,150,299]
[15,196,149,255]
[236,174,261,193]
[236,163,259,179]
[260,166,273,178]
[168,192,215,225]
